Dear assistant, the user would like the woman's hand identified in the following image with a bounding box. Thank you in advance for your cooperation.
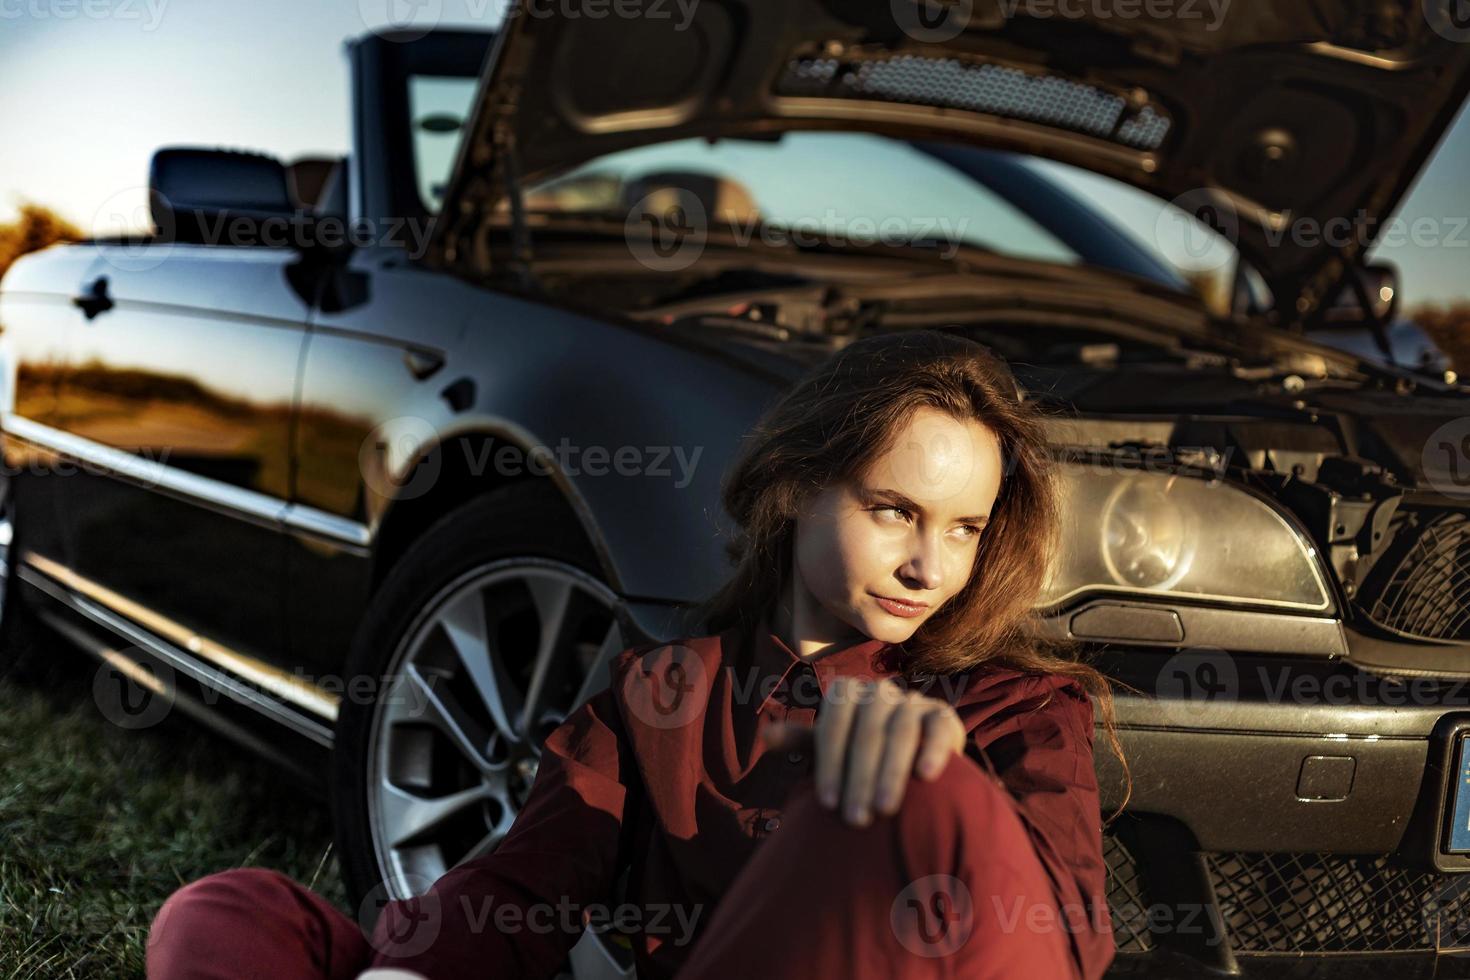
[765,676,968,827]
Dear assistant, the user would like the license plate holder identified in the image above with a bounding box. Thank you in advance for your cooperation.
[1448,732,1470,854]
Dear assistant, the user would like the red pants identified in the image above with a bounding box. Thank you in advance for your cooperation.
[147,757,1080,979]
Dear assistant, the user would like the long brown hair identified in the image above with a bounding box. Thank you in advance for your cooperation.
[692,329,1131,822]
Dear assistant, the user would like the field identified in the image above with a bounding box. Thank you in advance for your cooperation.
[0,627,346,980]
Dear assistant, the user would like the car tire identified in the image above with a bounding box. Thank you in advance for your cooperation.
[330,482,634,977]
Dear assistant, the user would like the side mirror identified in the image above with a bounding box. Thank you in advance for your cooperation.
[1323,262,1399,326]
[148,147,301,246]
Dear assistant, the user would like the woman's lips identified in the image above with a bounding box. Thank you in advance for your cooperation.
[872,594,928,618]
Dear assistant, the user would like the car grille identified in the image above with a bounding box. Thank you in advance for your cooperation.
[1104,831,1157,953]
[1206,851,1470,954]
[774,53,1172,151]
[1360,509,1470,643]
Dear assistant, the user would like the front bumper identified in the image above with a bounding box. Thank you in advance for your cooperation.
[1099,647,1470,977]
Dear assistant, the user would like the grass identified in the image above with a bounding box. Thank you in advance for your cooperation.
[0,630,347,979]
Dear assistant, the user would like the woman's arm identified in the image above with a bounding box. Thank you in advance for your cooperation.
[365,650,645,979]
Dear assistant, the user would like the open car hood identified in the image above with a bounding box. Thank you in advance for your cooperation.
[427,1,1470,320]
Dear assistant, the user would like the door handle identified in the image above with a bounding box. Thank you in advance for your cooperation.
[72,276,114,320]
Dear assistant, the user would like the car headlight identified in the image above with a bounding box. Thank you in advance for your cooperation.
[1039,462,1332,612]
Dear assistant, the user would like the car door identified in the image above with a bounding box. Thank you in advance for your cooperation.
[47,241,311,696]
[0,246,101,575]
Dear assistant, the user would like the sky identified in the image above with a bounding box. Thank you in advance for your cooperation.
[2,0,1467,310]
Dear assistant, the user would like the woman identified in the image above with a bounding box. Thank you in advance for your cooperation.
[147,329,1130,980]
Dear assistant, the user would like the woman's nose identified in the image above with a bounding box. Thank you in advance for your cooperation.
[901,534,945,590]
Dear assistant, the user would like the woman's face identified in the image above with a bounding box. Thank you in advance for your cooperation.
[790,406,1004,647]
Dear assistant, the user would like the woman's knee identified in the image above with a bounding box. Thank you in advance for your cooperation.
[150,868,301,947]
[895,753,1010,827]
[780,753,1008,842]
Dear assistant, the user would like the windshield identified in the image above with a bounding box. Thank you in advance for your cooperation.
[407,79,1207,299]
[517,132,1080,266]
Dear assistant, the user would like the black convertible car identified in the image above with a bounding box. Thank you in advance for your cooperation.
[2,3,1470,977]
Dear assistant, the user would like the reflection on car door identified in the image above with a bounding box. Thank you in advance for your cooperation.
[0,247,102,574]
[40,243,324,722]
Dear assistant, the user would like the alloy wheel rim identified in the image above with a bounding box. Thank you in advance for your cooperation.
[366,557,625,897]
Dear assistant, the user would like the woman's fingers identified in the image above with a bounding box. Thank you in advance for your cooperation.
[813,677,860,809]
[915,705,966,780]
[839,681,902,824]
[871,695,928,816]
[812,678,969,826]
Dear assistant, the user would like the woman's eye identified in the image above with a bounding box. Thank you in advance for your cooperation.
[871,505,910,521]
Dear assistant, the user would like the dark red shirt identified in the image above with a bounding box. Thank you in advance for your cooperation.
[372,617,1115,980]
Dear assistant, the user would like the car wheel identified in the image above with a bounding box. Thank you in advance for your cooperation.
[331,483,636,978]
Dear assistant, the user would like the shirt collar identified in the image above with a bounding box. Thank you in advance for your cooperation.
[731,612,902,716]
